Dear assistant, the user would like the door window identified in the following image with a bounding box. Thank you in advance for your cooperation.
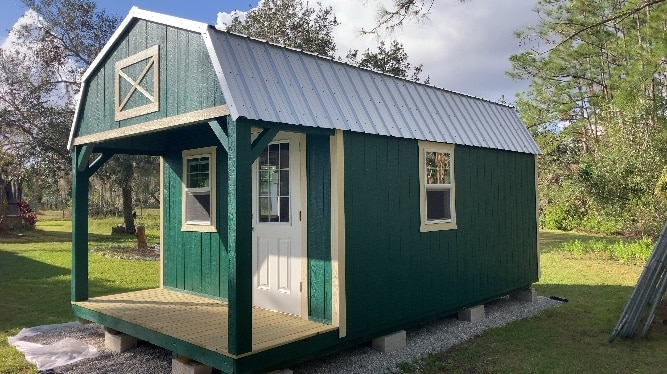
[258,142,290,223]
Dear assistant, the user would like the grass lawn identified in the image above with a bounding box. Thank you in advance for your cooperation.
[1,218,664,373]
[393,231,667,373]
[0,211,160,374]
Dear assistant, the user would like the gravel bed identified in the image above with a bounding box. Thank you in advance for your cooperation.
[18,296,562,374]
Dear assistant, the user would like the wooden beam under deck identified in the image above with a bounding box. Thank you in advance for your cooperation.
[72,288,336,357]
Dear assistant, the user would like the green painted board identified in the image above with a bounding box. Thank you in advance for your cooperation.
[343,132,538,336]
[306,134,332,323]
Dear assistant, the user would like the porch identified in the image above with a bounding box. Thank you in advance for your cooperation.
[72,288,337,359]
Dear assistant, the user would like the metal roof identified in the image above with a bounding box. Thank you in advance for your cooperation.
[206,29,539,154]
[70,8,540,155]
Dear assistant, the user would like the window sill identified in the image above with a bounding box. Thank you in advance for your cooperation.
[420,221,457,232]
[181,223,217,232]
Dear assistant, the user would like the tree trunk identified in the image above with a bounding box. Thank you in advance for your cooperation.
[122,182,135,234]
[120,162,135,234]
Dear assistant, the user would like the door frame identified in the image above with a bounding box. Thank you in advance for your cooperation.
[250,129,308,318]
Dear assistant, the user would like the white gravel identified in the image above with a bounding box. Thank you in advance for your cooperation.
[19,296,562,374]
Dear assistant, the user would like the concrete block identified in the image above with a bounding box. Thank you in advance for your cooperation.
[458,305,485,323]
[104,330,138,353]
[372,330,406,353]
[267,370,294,374]
[172,358,212,374]
[510,288,537,302]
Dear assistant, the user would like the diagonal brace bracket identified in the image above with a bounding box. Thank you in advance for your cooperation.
[250,127,279,162]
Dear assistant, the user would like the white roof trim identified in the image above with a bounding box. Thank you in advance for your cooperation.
[203,28,240,121]
[68,7,210,150]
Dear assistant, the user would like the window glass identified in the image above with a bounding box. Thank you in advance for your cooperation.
[182,147,216,231]
[425,152,451,184]
[258,141,290,223]
[187,156,210,188]
[426,189,451,221]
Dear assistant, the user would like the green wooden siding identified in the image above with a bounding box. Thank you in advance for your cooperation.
[77,19,224,138]
[306,134,332,323]
[343,132,538,337]
[162,126,229,300]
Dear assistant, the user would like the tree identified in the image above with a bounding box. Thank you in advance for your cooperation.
[225,0,339,57]
[366,0,667,35]
[1,1,155,232]
[346,39,429,83]
[365,0,465,34]
[508,0,667,236]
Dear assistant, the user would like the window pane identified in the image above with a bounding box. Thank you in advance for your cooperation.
[259,197,270,222]
[279,196,290,222]
[425,151,450,185]
[186,191,210,223]
[426,189,451,221]
[279,142,289,169]
[268,143,280,166]
[279,170,289,196]
[259,169,271,195]
[186,156,210,188]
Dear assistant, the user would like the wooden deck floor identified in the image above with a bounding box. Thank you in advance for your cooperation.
[73,288,336,357]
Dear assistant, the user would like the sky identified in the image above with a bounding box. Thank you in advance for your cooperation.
[0,0,539,104]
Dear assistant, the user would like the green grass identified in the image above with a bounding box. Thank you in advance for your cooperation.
[1,222,663,373]
[0,211,160,374]
[391,231,667,373]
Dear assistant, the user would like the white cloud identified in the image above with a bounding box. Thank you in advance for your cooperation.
[216,9,247,31]
[1,10,78,108]
[213,0,540,103]
[1,9,41,49]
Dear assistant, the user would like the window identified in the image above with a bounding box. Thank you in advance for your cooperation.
[258,142,290,223]
[182,147,216,232]
[419,141,456,232]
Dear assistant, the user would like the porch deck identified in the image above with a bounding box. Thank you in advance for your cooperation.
[73,288,336,357]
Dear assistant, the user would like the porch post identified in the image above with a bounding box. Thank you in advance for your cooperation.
[227,117,253,355]
[71,145,90,302]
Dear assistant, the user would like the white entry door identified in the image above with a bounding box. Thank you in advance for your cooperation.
[251,132,303,316]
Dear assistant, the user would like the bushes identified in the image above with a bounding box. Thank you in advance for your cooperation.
[18,201,37,228]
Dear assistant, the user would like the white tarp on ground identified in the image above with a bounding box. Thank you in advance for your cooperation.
[8,322,100,370]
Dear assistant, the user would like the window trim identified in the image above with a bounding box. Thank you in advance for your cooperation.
[182,146,217,232]
[419,141,456,232]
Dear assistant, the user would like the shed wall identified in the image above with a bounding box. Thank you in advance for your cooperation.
[77,19,224,138]
[306,134,332,323]
[162,125,229,300]
[343,132,538,337]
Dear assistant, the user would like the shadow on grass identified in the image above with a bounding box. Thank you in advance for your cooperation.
[0,250,155,331]
[0,229,129,244]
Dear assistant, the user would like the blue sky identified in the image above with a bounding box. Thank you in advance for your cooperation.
[1,1,258,37]
[0,1,540,104]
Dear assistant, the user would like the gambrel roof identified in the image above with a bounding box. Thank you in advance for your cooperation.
[69,7,540,155]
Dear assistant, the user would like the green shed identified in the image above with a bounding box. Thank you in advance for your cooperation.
[68,7,541,374]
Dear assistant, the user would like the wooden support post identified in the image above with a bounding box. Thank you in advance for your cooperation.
[226,117,253,355]
[72,146,90,302]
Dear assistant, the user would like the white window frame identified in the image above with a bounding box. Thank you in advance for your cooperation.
[182,146,217,232]
[419,141,457,232]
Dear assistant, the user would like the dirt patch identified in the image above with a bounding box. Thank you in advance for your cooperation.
[89,244,159,261]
